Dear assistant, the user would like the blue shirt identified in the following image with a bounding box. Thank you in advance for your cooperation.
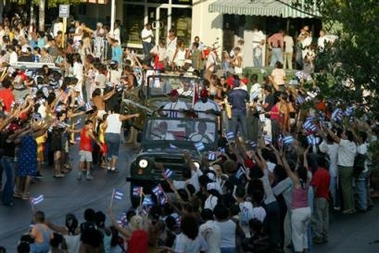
[228,88,249,115]
[112,45,122,64]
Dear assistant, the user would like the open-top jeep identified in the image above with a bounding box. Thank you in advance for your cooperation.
[120,73,203,141]
[127,114,219,207]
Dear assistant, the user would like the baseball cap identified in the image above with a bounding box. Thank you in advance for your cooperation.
[168,89,179,97]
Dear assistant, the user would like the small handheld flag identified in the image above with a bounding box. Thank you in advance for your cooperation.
[208,152,217,161]
[264,135,272,144]
[236,166,246,179]
[142,195,154,206]
[31,195,44,205]
[112,189,124,200]
[249,140,257,150]
[194,142,205,152]
[226,131,235,142]
[162,168,173,179]
[283,136,294,146]
[132,186,143,197]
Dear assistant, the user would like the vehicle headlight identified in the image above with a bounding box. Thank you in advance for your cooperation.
[193,161,200,169]
[138,159,149,168]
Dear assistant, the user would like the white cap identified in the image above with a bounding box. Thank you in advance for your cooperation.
[97,22,103,27]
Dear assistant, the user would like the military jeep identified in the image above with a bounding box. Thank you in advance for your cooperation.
[120,73,203,142]
[127,115,219,207]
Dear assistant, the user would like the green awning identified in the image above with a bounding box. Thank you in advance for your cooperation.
[209,0,320,19]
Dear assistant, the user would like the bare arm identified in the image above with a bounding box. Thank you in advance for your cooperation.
[119,113,140,121]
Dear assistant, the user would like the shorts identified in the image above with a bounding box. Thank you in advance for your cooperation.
[79,150,93,162]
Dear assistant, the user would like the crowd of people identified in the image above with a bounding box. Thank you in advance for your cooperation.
[0,12,377,253]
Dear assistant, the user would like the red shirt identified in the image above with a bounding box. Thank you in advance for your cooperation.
[127,230,149,253]
[79,128,93,152]
[312,167,331,199]
[0,88,15,112]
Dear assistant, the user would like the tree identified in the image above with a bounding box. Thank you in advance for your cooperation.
[10,0,82,31]
[295,0,379,119]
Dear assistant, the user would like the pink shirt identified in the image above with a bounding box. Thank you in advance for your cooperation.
[268,33,284,48]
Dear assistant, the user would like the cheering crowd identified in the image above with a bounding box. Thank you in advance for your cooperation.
[0,13,377,253]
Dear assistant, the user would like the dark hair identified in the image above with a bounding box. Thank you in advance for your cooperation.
[250,74,258,83]
[213,204,229,220]
[345,130,354,142]
[192,42,199,48]
[235,186,246,198]
[181,215,199,240]
[249,218,264,232]
[297,165,308,188]
[83,208,96,222]
[2,79,11,89]
[95,211,106,228]
[50,233,63,248]
[359,131,368,143]
[165,215,177,230]
[252,189,264,206]
[85,119,93,126]
[201,208,214,221]
[65,213,78,235]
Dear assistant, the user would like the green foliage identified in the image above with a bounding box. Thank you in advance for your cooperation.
[298,0,379,119]
[10,0,82,7]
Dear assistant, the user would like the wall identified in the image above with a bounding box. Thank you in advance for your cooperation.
[192,0,223,54]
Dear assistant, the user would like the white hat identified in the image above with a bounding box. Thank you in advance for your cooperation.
[96,22,103,27]
[21,47,28,53]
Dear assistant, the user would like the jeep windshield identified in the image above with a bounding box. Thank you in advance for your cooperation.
[141,117,218,151]
[146,75,203,98]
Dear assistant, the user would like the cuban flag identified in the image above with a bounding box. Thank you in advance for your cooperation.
[152,184,164,196]
[132,186,143,197]
[226,131,235,142]
[76,96,85,106]
[236,166,246,179]
[277,134,283,144]
[296,95,305,105]
[344,105,355,117]
[194,142,205,152]
[264,135,272,145]
[85,102,93,112]
[142,195,154,206]
[31,195,44,205]
[112,189,124,200]
[57,122,69,129]
[250,91,260,101]
[283,135,294,146]
[307,135,320,146]
[162,169,173,179]
[331,108,344,122]
[249,140,257,150]
[208,152,217,161]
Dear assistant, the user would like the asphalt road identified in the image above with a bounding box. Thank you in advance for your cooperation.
[0,142,139,251]
[0,141,378,253]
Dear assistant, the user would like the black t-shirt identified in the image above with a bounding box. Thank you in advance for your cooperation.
[0,132,16,158]
[264,93,275,116]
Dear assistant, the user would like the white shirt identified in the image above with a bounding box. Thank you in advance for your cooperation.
[199,220,221,253]
[284,35,294,53]
[112,27,121,43]
[317,36,329,51]
[239,201,254,237]
[63,234,81,253]
[163,100,188,118]
[193,100,220,120]
[252,30,265,48]
[9,51,18,65]
[105,114,122,134]
[73,62,83,79]
[357,142,368,173]
[53,22,63,37]
[174,233,208,253]
[319,141,339,177]
[141,28,153,43]
[215,220,236,248]
[337,139,357,167]
[204,195,218,211]
[252,206,267,223]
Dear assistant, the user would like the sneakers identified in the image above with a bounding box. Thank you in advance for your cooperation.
[35,172,44,179]
[86,174,94,181]
[54,174,66,178]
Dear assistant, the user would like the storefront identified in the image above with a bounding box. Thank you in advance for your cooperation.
[123,0,193,49]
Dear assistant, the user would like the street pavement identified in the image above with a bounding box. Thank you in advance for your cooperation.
[0,142,139,251]
[0,141,378,253]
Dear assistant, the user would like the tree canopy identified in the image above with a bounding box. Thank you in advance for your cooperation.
[296,0,379,119]
[10,0,82,7]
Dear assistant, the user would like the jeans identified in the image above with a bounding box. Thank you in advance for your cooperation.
[355,172,368,210]
[270,48,283,67]
[105,133,121,159]
[253,47,263,67]
[329,176,339,207]
[229,113,248,140]
[1,156,15,204]
[142,41,153,60]
[264,201,282,250]
[312,198,329,239]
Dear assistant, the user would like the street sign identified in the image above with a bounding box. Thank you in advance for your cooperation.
[59,4,70,18]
